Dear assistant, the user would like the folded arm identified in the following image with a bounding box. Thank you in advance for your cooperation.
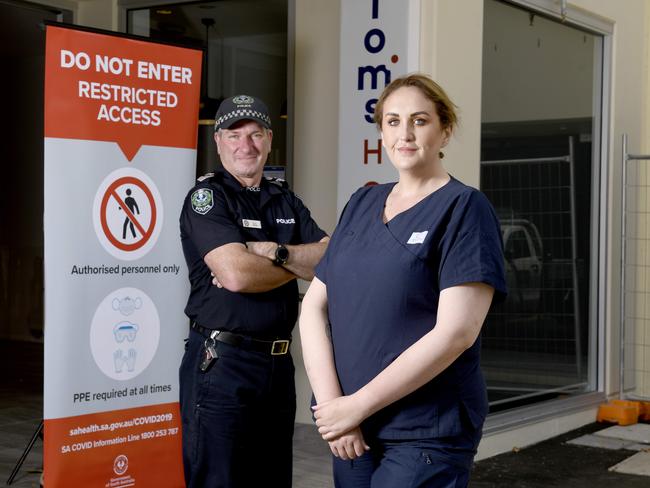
[204,242,295,293]
[247,237,329,281]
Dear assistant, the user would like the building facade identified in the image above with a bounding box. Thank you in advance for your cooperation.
[7,0,650,459]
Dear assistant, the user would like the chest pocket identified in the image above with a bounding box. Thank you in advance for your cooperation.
[268,205,298,244]
[240,218,268,241]
[216,188,266,241]
[222,189,299,244]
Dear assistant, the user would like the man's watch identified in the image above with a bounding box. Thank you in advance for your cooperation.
[273,244,290,266]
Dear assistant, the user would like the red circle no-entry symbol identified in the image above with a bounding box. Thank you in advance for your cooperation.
[99,176,157,252]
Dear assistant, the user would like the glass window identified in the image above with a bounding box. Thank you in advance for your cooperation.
[126,1,288,178]
[480,0,602,411]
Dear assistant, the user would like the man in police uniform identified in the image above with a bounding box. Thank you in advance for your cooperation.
[179,94,328,488]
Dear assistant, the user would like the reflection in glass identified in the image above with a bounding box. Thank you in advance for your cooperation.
[480,0,601,412]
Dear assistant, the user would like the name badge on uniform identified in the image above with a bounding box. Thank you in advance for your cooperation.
[242,219,262,229]
[407,231,428,244]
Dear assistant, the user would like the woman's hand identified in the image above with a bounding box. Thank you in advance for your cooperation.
[312,394,367,441]
[327,427,370,460]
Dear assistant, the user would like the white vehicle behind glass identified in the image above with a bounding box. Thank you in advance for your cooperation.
[501,219,543,313]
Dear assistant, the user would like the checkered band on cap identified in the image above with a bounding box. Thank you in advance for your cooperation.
[214,108,271,130]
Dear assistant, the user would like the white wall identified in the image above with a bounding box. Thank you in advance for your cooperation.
[292,0,340,423]
[420,0,485,188]
[293,1,340,235]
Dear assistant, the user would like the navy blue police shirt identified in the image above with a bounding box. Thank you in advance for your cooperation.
[180,169,327,338]
[315,176,507,440]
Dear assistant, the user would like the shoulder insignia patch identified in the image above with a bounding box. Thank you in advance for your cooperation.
[197,172,214,183]
[265,177,288,189]
[191,188,214,214]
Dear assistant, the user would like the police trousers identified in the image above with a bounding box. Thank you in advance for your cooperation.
[179,329,296,488]
[332,431,480,488]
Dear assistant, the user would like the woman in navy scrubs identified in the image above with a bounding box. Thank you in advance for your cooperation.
[299,74,506,488]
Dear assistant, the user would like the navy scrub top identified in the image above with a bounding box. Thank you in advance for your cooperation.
[315,177,506,440]
[180,169,327,338]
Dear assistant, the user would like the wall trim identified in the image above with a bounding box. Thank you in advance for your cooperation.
[484,391,606,435]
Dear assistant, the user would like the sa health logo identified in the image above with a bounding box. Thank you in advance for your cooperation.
[113,454,129,475]
[191,188,213,215]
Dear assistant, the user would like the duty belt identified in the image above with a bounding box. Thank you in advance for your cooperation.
[190,321,291,355]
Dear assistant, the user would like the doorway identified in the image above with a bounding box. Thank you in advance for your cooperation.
[0,0,71,342]
[480,0,604,412]
[124,0,289,179]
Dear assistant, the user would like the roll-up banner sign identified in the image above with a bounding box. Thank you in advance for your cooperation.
[43,24,201,487]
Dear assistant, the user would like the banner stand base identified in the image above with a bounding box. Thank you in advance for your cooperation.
[6,419,43,486]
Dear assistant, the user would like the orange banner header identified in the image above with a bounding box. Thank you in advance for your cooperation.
[45,25,202,160]
[44,402,184,487]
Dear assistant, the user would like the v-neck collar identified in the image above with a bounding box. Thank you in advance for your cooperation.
[380,176,455,226]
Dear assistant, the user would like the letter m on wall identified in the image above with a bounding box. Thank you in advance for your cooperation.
[358,65,391,90]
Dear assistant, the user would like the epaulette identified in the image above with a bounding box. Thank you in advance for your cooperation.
[197,172,214,183]
[265,177,288,189]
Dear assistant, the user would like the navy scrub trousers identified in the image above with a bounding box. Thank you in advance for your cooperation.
[332,433,481,488]
[179,329,296,488]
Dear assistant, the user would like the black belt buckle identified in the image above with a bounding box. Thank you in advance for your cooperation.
[271,339,290,355]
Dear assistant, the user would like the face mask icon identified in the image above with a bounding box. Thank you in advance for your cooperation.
[112,296,142,316]
[113,321,139,343]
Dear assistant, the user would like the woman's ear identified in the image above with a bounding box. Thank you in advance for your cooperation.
[441,127,452,148]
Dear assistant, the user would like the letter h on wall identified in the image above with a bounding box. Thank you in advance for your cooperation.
[364,139,382,164]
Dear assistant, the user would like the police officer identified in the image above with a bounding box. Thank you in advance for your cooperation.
[179,94,328,488]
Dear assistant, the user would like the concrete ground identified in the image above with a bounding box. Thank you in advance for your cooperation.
[470,422,650,487]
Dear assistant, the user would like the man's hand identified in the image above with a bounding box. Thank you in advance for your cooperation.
[211,271,222,288]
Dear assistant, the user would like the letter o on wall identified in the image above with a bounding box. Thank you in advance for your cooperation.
[364,28,385,54]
